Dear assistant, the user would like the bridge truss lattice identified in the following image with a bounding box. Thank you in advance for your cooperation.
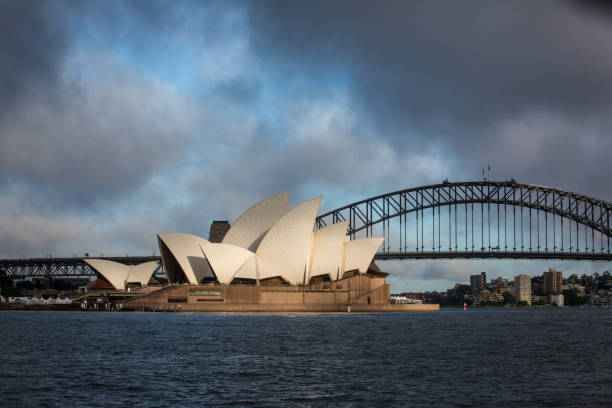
[0,257,162,280]
[316,180,612,261]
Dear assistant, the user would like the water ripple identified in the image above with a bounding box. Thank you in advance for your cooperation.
[1,309,611,407]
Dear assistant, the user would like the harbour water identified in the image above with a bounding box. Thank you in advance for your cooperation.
[1,308,611,407]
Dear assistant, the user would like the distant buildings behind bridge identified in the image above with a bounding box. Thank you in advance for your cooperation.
[399,268,612,307]
[466,268,569,306]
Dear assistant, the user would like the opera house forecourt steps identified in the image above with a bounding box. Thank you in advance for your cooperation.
[89,193,438,312]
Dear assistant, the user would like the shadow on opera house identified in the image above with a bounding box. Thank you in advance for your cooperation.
[86,193,438,312]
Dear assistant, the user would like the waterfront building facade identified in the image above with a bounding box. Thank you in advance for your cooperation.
[550,294,564,307]
[72,193,439,312]
[470,272,487,292]
[543,268,563,295]
[514,274,532,305]
[119,193,437,312]
[490,277,508,289]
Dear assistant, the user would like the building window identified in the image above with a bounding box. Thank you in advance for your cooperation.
[189,290,221,297]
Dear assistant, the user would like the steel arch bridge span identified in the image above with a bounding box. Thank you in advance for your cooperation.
[316,180,612,261]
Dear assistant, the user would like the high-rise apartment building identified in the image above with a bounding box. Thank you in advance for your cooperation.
[543,268,562,295]
[470,272,487,292]
[514,274,531,305]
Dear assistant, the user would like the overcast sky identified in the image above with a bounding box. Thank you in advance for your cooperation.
[1,0,611,291]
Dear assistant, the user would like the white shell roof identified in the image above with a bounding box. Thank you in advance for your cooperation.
[222,192,289,251]
[255,257,287,282]
[154,193,386,285]
[256,196,322,285]
[84,259,159,290]
[127,261,159,286]
[232,256,278,282]
[233,255,257,280]
[200,242,254,284]
[157,233,213,284]
[307,221,349,281]
[342,237,385,274]
[84,259,130,290]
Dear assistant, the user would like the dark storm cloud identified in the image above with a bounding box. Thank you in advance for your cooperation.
[0,49,198,208]
[0,0,67,110]
[250,0,612,126]
[0,0,174,107]
[0,1,202,207]
[572,0,612,16]
[248,0,612,199]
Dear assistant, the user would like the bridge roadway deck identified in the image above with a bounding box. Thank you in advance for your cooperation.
[2,251,611,279]
[0,256,160,266]
[375,251,612,261]
[5,251,611,266]
[0,256,162,279]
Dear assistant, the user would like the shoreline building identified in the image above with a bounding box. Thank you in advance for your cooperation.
[543,268,563,295]
[514,274,532,305]
[470,272,487,292]
[125,193,438,312]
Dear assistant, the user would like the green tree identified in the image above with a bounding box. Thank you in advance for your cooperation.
[502,291,516,305]
[428,291,443,305]
[563,288,586,306]
[455,284,471,297]
[1,286,21,298]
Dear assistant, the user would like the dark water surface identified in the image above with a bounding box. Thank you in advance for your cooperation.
[1,308,611,407]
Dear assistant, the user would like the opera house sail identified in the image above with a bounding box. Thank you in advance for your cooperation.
[84,259,159,290]
[156,193,386,287]
[221,192,289,251]
[157,233,214,284]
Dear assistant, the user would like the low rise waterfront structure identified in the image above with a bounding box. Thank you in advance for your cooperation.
[549,294,564,307]
[125,273,437,312]
[390,295,423,304]
[531,295,550,305]
[588,290,611,306]
[490,277,508,290]
[472,290,504,306]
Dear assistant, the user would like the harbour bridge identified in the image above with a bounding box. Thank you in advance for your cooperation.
[1,180,611,279]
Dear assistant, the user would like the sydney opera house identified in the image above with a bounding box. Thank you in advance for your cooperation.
[84,259,160,291]
[87,193,437,312]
